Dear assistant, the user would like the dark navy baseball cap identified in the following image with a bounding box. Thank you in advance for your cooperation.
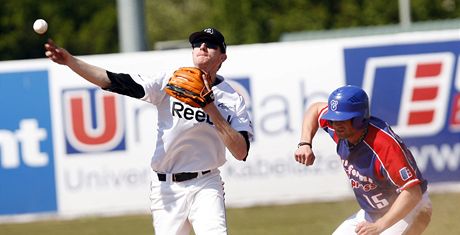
[189,27,226,53]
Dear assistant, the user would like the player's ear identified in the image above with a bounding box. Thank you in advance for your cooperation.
[220,54,227,63]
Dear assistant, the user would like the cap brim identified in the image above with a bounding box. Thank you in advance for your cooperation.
[322,110,360,121]
[189,32,219,43]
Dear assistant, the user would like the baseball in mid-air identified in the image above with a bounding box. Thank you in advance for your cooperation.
[33,19,48,34]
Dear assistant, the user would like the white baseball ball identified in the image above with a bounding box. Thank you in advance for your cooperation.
[33,19,48,34]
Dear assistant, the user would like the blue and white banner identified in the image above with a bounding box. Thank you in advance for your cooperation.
[344,40,460,182]
[0,70,56,215]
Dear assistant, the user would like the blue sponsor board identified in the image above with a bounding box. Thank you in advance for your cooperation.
[0,70,57,214]
[344,40,460,182]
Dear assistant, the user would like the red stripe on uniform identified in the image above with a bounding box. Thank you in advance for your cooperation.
[399,179,422,192]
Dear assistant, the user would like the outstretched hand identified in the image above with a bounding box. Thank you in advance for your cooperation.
[44,39,71,65]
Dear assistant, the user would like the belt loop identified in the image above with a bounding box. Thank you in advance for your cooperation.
[200,169,210,176]
[166,174,172,183]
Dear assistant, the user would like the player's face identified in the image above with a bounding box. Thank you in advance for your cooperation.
[192,40,227,71]
[330,120,360,140]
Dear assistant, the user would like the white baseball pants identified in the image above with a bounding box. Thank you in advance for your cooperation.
[149,169,227,235]
[332,192,432,234]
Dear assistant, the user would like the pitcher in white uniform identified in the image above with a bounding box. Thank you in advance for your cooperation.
[44,27,253,235]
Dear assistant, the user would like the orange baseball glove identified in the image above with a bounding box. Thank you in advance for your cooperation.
[164,67,214,108]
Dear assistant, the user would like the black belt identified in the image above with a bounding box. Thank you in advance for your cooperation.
[157,170,211,182]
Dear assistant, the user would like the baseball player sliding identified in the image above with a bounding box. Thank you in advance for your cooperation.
[44,27,253,235]
[295,85,432,235]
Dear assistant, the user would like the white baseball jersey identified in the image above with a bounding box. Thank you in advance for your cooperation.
[129,71,253,173]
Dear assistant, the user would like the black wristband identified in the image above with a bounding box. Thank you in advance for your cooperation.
[298,142,312,148]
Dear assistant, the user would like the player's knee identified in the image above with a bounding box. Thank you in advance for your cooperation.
[403,203,432,235]
[418,204,432,225]
[407,205,432,235]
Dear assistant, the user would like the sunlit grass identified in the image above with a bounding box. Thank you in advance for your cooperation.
[0,192,458,235]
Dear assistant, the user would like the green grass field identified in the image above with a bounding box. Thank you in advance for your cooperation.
[0,192,458,235]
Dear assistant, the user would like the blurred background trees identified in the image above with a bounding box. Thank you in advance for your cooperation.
[0,0,118,60]
[1,0,459,61]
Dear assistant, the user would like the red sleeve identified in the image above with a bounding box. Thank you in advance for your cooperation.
[366,126,421,191]
[318,106,339,143]
[318,106,329,128]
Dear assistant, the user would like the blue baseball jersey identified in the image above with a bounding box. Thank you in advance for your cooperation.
[319,107,428,220]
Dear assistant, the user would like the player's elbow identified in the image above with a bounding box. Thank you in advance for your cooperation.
[233,148,248,161]
[228,131,250,161]
[404,198,432,234]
